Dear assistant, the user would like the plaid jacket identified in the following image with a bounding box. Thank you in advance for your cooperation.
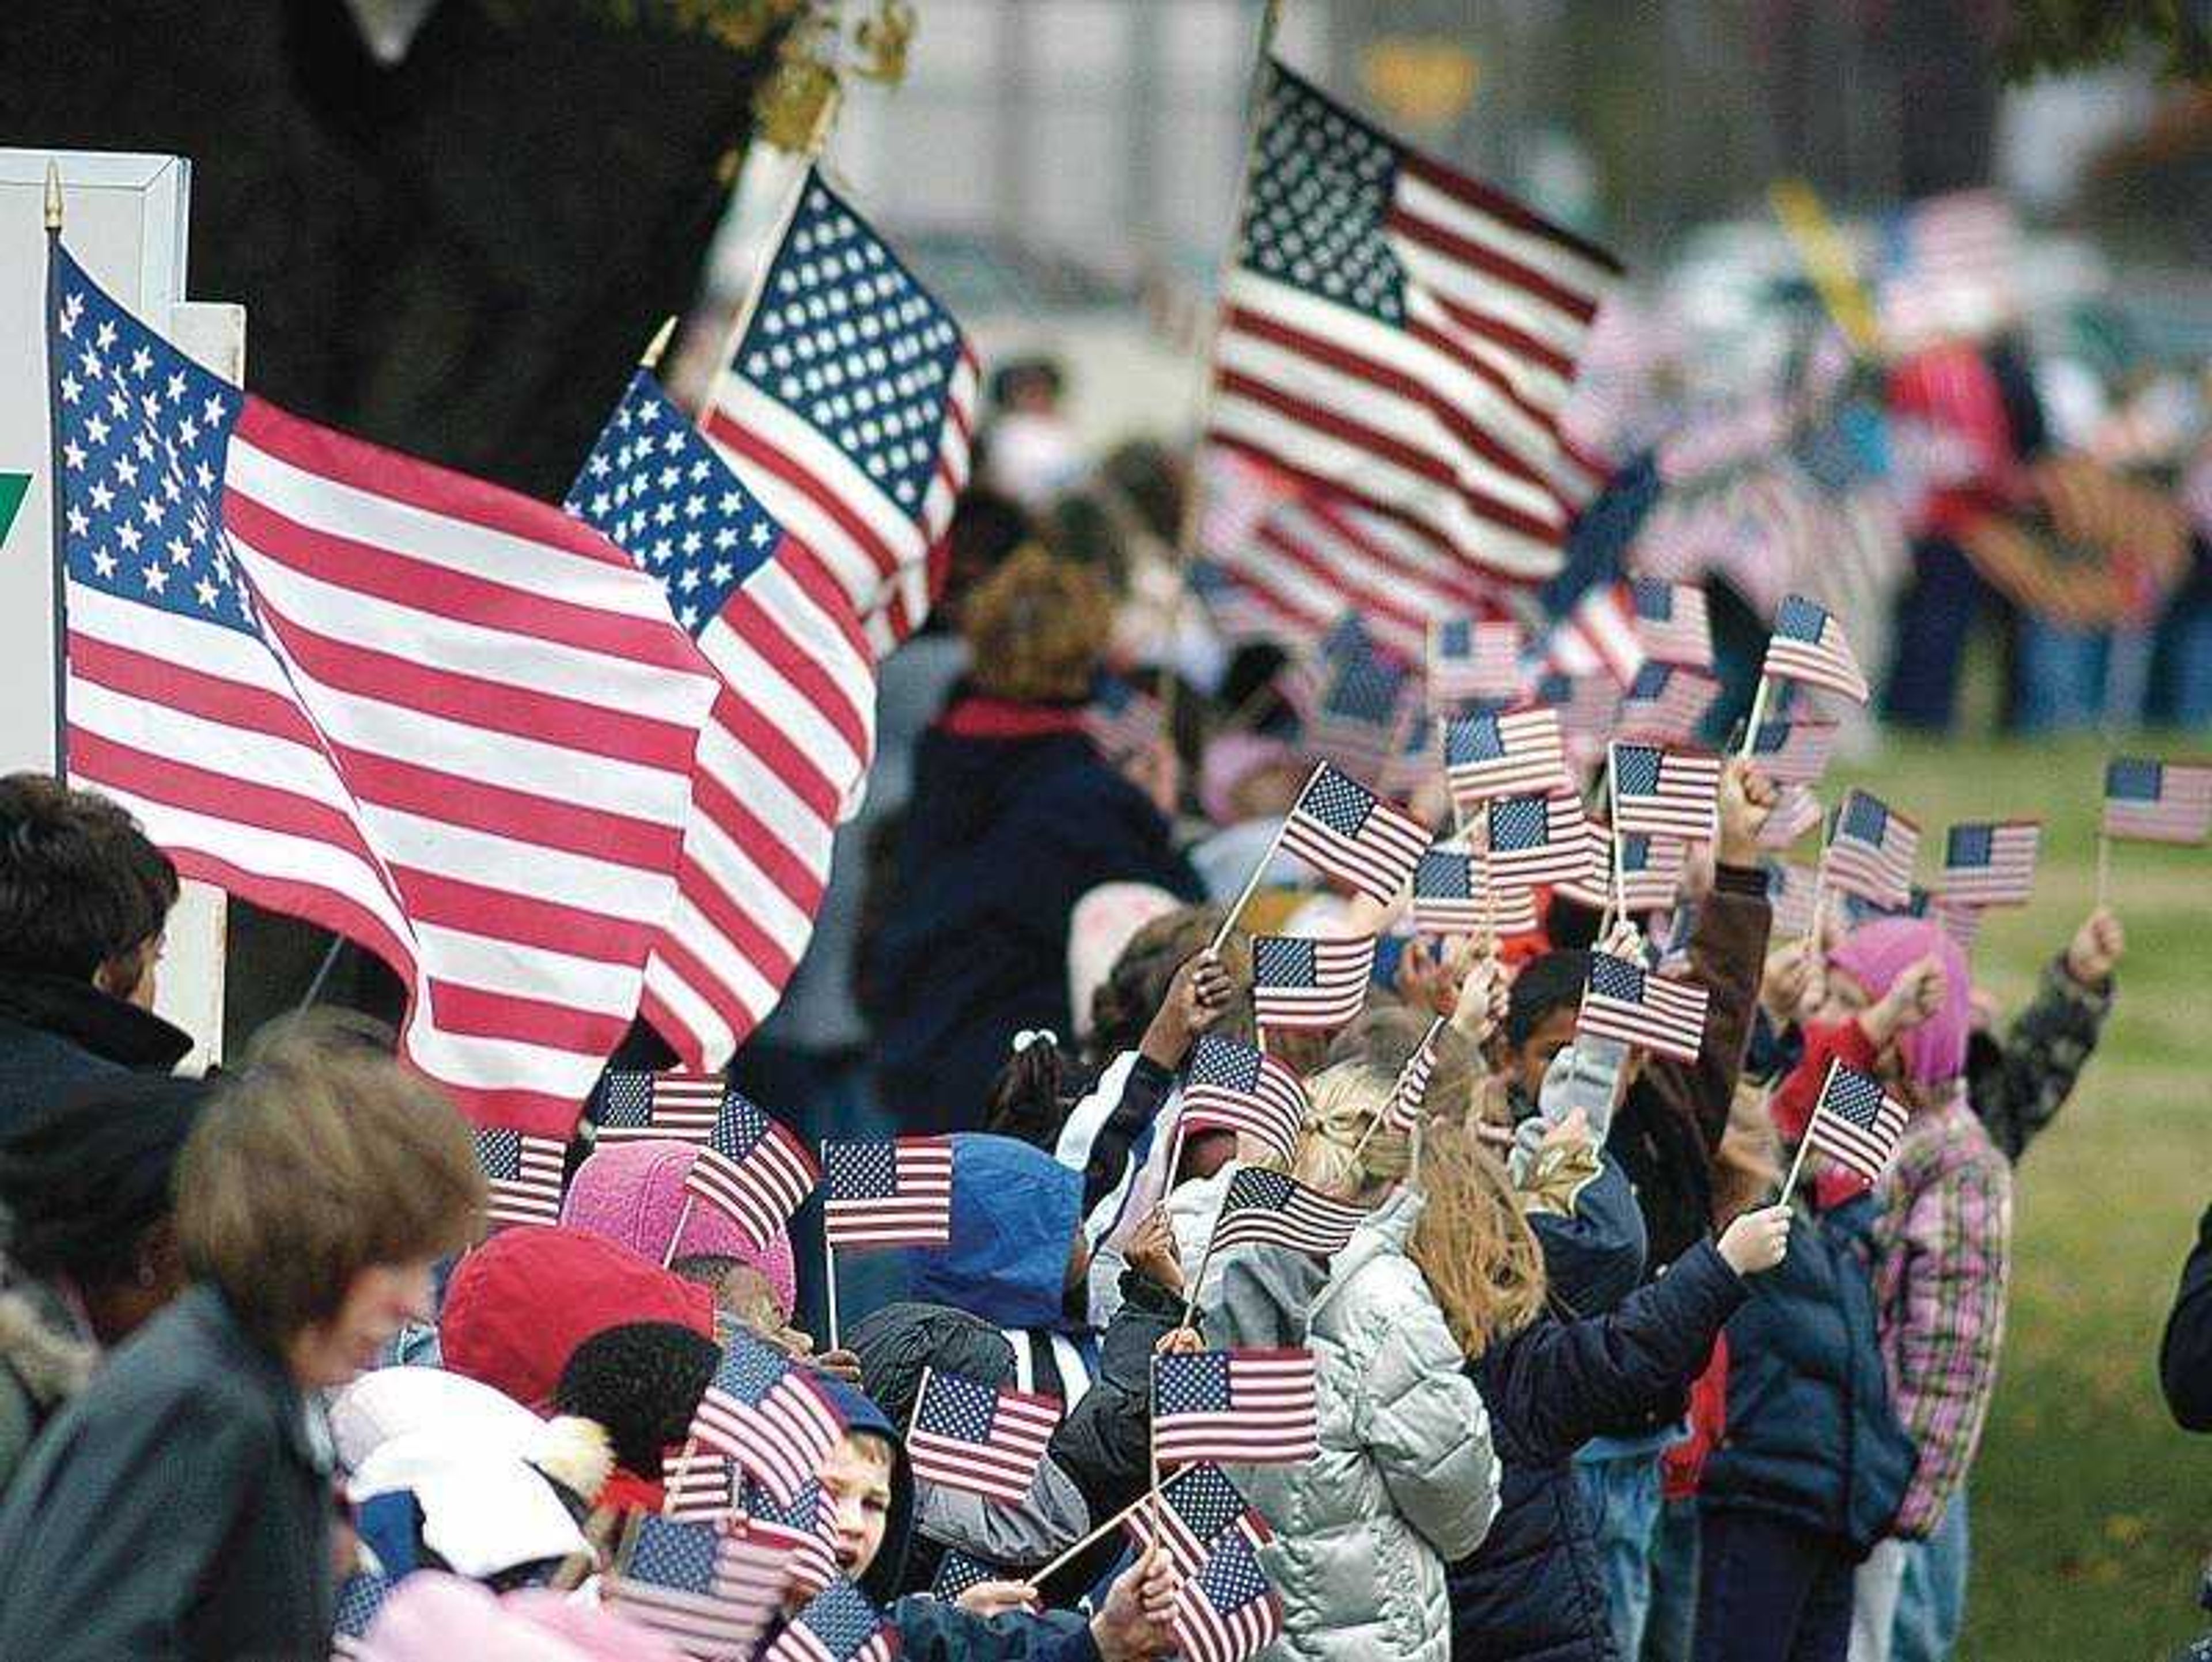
[1968,956,2112,1165]
[1871,1094,2013,1538]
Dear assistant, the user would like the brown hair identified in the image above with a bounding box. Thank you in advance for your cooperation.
[175,1010,486,1347]
[960,543,1112,703]
[0,773,178,979]
[1406,1120,1548,1358]
[1326,1002,1477,1128]
[1086,906,1255,1059]
[1713,1083,1783,1224]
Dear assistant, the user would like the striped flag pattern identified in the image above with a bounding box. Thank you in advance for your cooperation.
[1630,578,1713,668]
[660,1449,735,1523]
[690,1331,848,1506]
[593,1069,725,1146]
[1552,818,1623,913]
[702,171,978,653]
[1767,861,1821,940]
[685,1093,820,1253]
[1610,743,1719,840]
[1171,1525,1286,1662]
[1760,593,1870,705]
[1577,951,1710,1064]
[1616,662,1721,745]
[739,1477,839,1602]
[2102,758,2212,846]
[1384,1016,1445,1133]
[1445,708,1571,811]
[1250,934,1377,1031]
[905,1368,1062,1505]
[1082,677,1165,764]
[1744,717,1838,787]
[762,1580,899,1662]
[821,1137,955,1249]
[1615,831,1689,913]
[1279,763,1431,903]
[1805,1059,1910,1188]
[1825,790,1920,909]
[1411,847,1539,937]
[1486,792,1594,888]
[1207,62,1620,585]
[1531,669,1622,770]
[604,1515,783,1659]
[1207,1165,1368,1258]
[1938,821,2041,908]
[1759,784,1825,851]
[1153,1347,1320,1467]
[476,1129,569,1229]
[1124,1462,1271,1577]
[1429,616,1524,705]
[48,247,721,1139]
[1180,1034,1310,1165]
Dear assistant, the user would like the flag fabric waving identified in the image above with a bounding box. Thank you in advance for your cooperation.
[1767,861,1821,940]
[1304,647,1411,778]
[739,1477,839,1602]
[1384,1016,1446,1133]
[1429,616,1524,705]
[1486,792,1593,888]
[1759,784,1825,851]
[690,1331,848,1506]
[1616,662,1721,747]
[593,1069,725,1145]
[1804,1059,1910,1187]
[2102,758,2212,846]
[476,1129,569,1229]
[1083,676,1166,764]
[1445,708,1571,811]
[1279,762,1431,903]
[1938,821,2041,908]
[763,1580,899,1662]
[904,1368,1062,1505]
[685,1092,820,1252]
[1207,61,1620,585]
[1825,789,1920,908]
[1207,1165,1368,1258]
[569,369,876,1071]
[1532,668,1622,770]
[1615,831,1689,913]
[48,246,721,1138]
[604,1515,783,1659]
[701,169,977,652]
[1180,1034,1310,1165]
[1744,716,1838,787]
[1609,743,1719,841]
[1630,578,1712,668]
[820,1137,956,1248]
[930,1548,1009,1604]
[1759,593,1870,705]
[1250,934,1378,1031]
[1124,1461,1271,1577]
[660,1449,735,1523]
[1410,847,1538,937]
[1171,1525,1286,1662]
[1153,1347,1320,1467]
[1577,952,1709,1064]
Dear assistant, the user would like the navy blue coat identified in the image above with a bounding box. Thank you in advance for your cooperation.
[866,709,1198,1131]
[1696,1193,1915,1558]
[0,970,191,1139]
[1448,1240,1748,1662]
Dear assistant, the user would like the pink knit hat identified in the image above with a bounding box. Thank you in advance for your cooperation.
[1829,917,1972,1086]
[559,1139,797,1319]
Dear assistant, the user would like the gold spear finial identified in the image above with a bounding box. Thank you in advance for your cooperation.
[43,161,62,233]
[639,315,679,371]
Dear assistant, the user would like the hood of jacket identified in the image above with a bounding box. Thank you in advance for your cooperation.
[0,968,192,1075]
[815,1374,916,1606]
[904,1134,1085,1332]
[846,1301,1017,1430]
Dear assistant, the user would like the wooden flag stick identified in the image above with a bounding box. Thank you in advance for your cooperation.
[661,1194,698,1270]
[2095,830,2112,913]
[823,1235,842,1353]
[1778,1121,1817,1206]
[1033,1480,1162,1585]
[43,160,70,781]
[1606,745,1628,922]
[1179,1179,1240,1330]
[1738,673,1773,762]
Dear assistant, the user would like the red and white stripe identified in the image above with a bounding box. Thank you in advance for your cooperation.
[822,1137,956,1248]
[1429,616,1525,706]
[684,1121,819,1254]
[482,1133,570,1229]
[1279,763,1431,904]
[1153,1349,1320,1467]
[1486,792,1594,889]
[691,1358,846,1508]
[1578,957,1710,1065]
[1610,744,1721,841]
[660,1450,736,1522]
[905,1368,1063,1505]
[1250,935,1378,1031]
[1618,667,1721,746]
[1938,821,2041,908]
[1445,707,1571,810]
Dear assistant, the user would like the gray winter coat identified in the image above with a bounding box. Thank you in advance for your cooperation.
[1208,1186,1501,1662]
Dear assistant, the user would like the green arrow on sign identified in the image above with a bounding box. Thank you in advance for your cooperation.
[0,474,28,545]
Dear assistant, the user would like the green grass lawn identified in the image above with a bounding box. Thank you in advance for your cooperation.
[1822,736,2212,1660]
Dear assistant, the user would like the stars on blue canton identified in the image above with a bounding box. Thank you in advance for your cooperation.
[1447,714,1506,764]
[1300,767,1377,836]
[50,252,249,631]
[1629,662,1674,701]
[824,1140,900,1201]
[1228,1167,1297,1213]
[1190,1035,1263,1093]
[1947,824,1993,867]
[1825,1069,1887,1131]
[1437,618,1470,656]
[333,1572,391,1640]
[716,1331,796,1406]
[628,1516,721,1592]
[1620,832,1655,872]
[567,372,782,635]
[2106,758,2160,801]
[918,1371,1002,1442]
[1164,1464,1248,1549]
[745,1477,829,1534]
[1252,936,1315,987]
[1490,795,1550,850]
[1589,954,1646,1004]
[1156,1351,1232,1416]
[933,1549,1006,1602]
[1838,792,1888,843]
[596,1070,656,1131]
[1196,1527,1273,1612]
[710,1092,771,1161]
[1240,66,1406,323]
[1632,578,1674,621]
[1614,744,1664,796]
[475,1127,524,1182]
[738,179,963,518]
[789,1581,889,1659]
[1415,850,1471,899]
[1322,654,1404,725]
[1774,594,1828,642]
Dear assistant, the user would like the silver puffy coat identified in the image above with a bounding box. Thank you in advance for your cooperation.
[1206,1186,1501,1662]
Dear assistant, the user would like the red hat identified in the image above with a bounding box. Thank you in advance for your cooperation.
[439,1225,715,1413]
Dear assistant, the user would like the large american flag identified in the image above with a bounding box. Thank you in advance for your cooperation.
[1805,1059,1910,1188]
[762,1580,899,1662]
[604,1514,783,1659]
[1630,578,1712,668]
[685,1092,819,1253]
[1124,1461,1270,1578]
[820,1136,955,1249]
[1171,1525,1285,1662]
[1153,1347,1320,1467]
[905,1367,1062,1506]
[1938,820,2041,908]
[739,1477,838,1602]
[1825,789,1920,909]
[1616,662,1720,747]
[1181,1033,1310,1165]
[1250,934,1377,1030]
[594,1068,725,1146]
[1207,1165,1368,1257]
[1444,708,1570,811]
[1609,743,1719,841]
[1744,715,1838,788]
[1279,762,1430,903]
[702,170,977,653]
[1486,791,1593,888]
[1411,847,1538,937]
[690,1330,847,1506]
[2103,758,2212,846]
[475,1129,569,1229]
[1760,593,1870,706]
[1429,616,1524,706]
[1577,951,1709,1064]
[1207,62,1619,586]
[570,370,877,1070]
[48,248,720,1138]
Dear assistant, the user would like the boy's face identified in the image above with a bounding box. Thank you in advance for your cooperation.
[819,1432,894,1584]
[1510,1006,1580,1103]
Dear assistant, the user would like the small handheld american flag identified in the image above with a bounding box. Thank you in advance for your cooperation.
[1124,1460,1271,1577]
[1153,1347,1319,1467]
[1171,1514,1287,1662]
[1824,789,1920,909]
[1533,669,1623,770]
[689,1330,848,1506]
[1249,935,1376,1031]
[1759,593,1870,705]
[1384,1017,1445,1134]
[1759,783,1825,851]
[1181,1034,1309,1165]
[2102,757,2212,846]
[1609,743,1719,841]
[1444,708,1571,811]
[739,1475,839,1601]
[905,1367,1062,1506]
[1083,676,1165,764]
[820,1137,955,1250]
[1630,578,1713,669]
[763,1578,899,1662]
[1801,1059,1909,1189]
[1743,716,1838,788]
[1616,662,1720,746]
[930,1547,1009,1603]
[604,1514,783,1659]
[1767,861,1821,941]
[661,1448,736,1523]
[594,1068,724,1146]
[1615,831,1688,913]
[330,1570,392,1659]
[1305,648,1411,778]
[1410,848,1538,937]
[1279,762,1431,904]
[1428,616,1524,706]
[1486,792,1594,889]
[685,1092,820,1253]
[1577,951,1710,1065]
[475,1129,568,1230]
[1207,1165,1368,1258]
[1937,820,2040,909]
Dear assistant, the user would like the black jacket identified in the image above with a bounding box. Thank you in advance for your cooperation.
[2161,1199,2212,1431]
[0,968,192,1137]
[1447,1241,1748,1662]
[0,1285,336,1661]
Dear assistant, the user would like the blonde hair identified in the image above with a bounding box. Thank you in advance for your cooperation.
[1292,1061,1409,1206]
[1326,1003,1477,1129]
[1406,1120,1548,1358]
[960,543,1111,702]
